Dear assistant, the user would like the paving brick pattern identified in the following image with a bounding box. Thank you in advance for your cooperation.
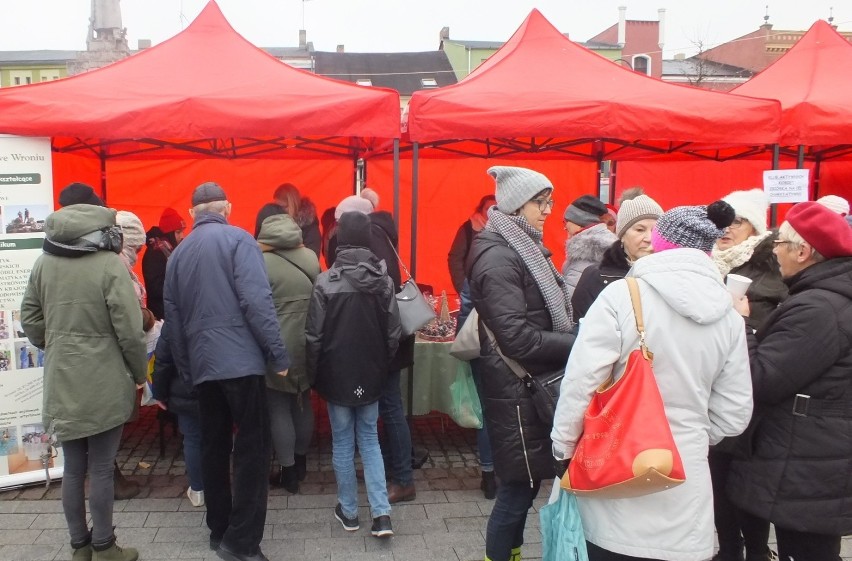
[1,406,850,561]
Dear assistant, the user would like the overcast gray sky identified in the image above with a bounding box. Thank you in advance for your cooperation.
[1,1,848,57]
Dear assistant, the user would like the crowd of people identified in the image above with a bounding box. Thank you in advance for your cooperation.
[18,171,852,561]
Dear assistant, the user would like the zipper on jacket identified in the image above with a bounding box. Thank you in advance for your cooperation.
[516,405,534,489]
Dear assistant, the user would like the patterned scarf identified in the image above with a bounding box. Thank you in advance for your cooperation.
[712,231,771,277]
[485,208,573,331]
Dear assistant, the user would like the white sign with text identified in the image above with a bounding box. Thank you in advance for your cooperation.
[763,169,810,203]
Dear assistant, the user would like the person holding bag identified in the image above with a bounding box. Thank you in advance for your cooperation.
[552,201,753,561]
[468,166,575,561]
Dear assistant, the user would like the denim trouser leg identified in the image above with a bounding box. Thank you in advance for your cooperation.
[485,479,540,561]
[378,370,413,486]
[177,413,203,492]
[328,401,391,519]
[61,424,123,545]
[470,359,494,471]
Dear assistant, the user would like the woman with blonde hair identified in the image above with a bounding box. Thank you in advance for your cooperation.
[269,183,321,256]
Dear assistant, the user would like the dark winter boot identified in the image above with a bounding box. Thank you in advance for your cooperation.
[294,454,307,482]
[269,466,299,494]
[113,464,140,500]
[91,535,138,561]
[480,471,497,500]
[70,531,93,561]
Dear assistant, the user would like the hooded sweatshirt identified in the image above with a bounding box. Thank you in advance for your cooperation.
[258,214,321,393]
[552,248,752,561]
[21,204,147,441]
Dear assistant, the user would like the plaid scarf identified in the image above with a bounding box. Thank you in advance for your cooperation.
[485,208,573,332]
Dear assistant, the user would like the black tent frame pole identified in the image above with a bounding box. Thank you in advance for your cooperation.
[770,144,780,227]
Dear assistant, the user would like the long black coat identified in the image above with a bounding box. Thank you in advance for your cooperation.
[727,233,788,329]
[468,229,574,484]
[728,257,852,535]
[570,241,630,321]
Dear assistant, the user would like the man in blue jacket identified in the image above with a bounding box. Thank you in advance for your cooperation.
[164,182,289,561]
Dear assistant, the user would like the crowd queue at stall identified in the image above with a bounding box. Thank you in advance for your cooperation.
[20,170,852,561]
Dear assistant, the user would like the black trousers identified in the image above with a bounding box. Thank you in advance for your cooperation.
[198,375,271,555]
[586,541,663,561]
[775,527,841,561]
[709,449,771,560]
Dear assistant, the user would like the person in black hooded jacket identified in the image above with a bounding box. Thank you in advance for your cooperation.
[468,166,574,561]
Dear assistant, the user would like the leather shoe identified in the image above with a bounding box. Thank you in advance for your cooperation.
[216,542,269,561]
[387,482,416,504]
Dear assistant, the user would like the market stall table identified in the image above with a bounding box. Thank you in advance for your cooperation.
[401,337,472,418]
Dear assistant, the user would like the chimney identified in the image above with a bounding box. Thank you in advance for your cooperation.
[617,6,627,48]
[336,44,344,53]
[299,29,307,48]
[658,8,666,50]
[137,39,151,50]
[674,53,686,60]
[439,26,449,49]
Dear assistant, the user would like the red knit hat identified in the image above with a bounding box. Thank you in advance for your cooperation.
[158,208,186,233]
[786,201,852,259]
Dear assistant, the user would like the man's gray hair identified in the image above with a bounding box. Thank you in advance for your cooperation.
[193,200,229,215]
[778,221,826,263]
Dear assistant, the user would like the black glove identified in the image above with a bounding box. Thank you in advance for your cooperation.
[553,457,570,478]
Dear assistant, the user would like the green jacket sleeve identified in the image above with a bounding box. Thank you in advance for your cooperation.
[104,256,147,384]
[20,262,46,349]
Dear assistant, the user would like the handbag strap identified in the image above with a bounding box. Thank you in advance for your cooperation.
[272,250,316,284]
[378,230,413,282]
[626,277,653,360]
[481,321,533,383]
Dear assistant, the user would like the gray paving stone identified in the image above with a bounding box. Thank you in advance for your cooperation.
[394,547,459,561]
[266,495,289,510]
[0,544,60,561]
[267,507,330,524]
[178,540,219,558]
[365,534,427,551]
[386,503,428,520]
[390,518,448,535]
[253,538,306,558]
[407,490,449,504]
[0,529,41,545]
[144,511,205,528]
[443,489,490,503]
[30,512,67,529]
[424,502,483,520]
[454,544,486,561]
[111,511,150,528]
[331,552,393,561]
[422,530,484,547]
[114,527,160,545]
[445,516,488,532]
[13,500,63,513]
[305,536,366,555]
[33,528,67,545]
[154,525,208,543]
[272,522,332,539]
[287,493,339,509]
[123,498,182,512]
[0,512,38,529]
[134,541,186,559]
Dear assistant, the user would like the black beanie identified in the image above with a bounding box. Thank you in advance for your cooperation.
[58,182,105,207]
[337,211,372,249]
[254,203,286,239]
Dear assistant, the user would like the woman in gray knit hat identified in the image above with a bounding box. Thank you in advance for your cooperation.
[467,166,575,561]
[571,189,663,320]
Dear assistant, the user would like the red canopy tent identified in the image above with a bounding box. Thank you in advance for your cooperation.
[0,1,401,235]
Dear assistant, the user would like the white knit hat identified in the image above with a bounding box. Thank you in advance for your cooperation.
[487,166,553,213]
[816,195,850,216]
[721,189,770,235]
[615,194,663,238]
[115,210,146,250]
[360,187,380,210]
[334,195,374,220]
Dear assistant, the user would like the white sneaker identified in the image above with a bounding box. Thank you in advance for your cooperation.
[186,487,205,507]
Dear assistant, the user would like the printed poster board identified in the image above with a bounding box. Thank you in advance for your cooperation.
[0,135,64,489]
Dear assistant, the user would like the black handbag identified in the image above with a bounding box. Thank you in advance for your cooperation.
[482,323,564,425]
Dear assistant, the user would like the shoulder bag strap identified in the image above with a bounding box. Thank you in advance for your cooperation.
[481,321,531,382]
[626,277,653,360]
[378,229,413,282]
[272,250,316,284]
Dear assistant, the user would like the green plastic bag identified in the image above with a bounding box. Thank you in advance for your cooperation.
[449,363,483,429]
[540,487,589,561]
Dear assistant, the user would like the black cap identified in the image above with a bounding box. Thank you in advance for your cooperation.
[337,211,372,249]
[58,182,105,207]
[191,182,227,206]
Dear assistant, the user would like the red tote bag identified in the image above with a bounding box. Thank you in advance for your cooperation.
[562,277,686,499]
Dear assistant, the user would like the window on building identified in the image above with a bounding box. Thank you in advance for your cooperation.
[420,77,438,88]
[52,76,59,80]
[355,78,372,86]
[632,55,651,75]
[14,77,20,85]
[42,77,48,82]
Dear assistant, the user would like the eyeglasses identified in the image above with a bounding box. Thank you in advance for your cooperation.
[530,198,555,212]
[773,239,795,246]
[728,218,748,229]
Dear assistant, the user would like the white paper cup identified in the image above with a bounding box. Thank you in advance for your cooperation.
[726,274,753,299]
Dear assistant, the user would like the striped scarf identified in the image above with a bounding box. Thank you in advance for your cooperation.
[485,208,573,332]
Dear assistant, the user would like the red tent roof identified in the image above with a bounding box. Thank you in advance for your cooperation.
[0,1,400,158]
[732,20,852,150]
[406,9,780,160]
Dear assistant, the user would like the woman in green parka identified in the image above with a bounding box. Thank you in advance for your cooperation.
[22,204,147,561]
[256,205,321,494]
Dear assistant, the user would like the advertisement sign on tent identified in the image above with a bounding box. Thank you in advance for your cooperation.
[763,169,810,204]
[0,135,63,490]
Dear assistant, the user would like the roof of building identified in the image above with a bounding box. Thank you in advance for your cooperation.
[662,58,753,77]
[0,50,77,65]
[314,51,457,95]
[441,38,505,50]
[263,46,313,58]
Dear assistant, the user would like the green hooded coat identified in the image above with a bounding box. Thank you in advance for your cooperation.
[21,204,147,441]
[258,214,320,393]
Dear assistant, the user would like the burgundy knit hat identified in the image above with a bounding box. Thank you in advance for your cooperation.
[785,201,852,259]
[158,208,186,234]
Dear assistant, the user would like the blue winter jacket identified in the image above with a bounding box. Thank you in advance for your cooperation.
[163,212,289,387]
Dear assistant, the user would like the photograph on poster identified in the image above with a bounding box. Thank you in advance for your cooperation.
[8,423,53,474]
[0,346,11,371]
[10,310,25,338]
[0,426,19,456]
[4,204,49,234]
[0,311,8,339]
[14,340,40,369]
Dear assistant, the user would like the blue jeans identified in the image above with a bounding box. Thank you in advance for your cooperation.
[379,370,413,486]
[177,413,203,492]
[470,359,494,471]
[327,401,390,519]
[485,479,541,561]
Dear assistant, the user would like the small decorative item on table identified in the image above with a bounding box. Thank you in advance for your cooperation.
[416,290,457,342]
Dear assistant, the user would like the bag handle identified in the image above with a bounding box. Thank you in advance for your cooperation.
[379,230,413,283]
[481,321,534,383]
[626,277,652,360]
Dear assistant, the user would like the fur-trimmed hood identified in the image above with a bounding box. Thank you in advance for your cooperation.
[563,223,618,285]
